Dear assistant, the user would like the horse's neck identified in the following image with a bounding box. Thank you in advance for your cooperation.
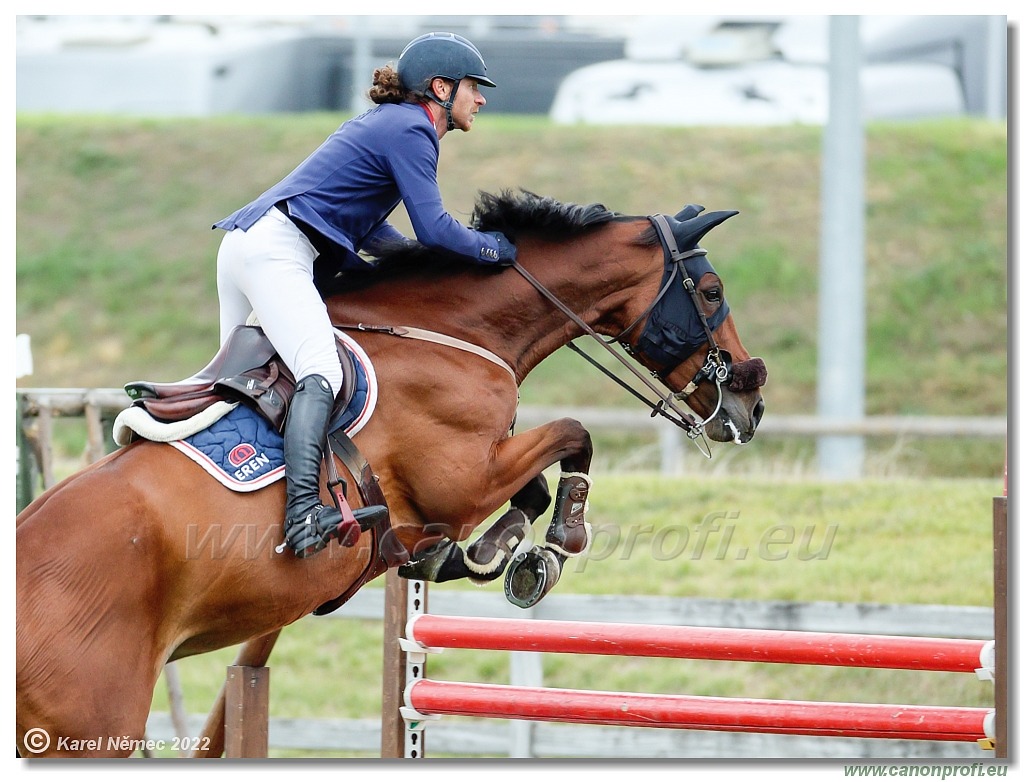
[506,228,657,372]
[330,224,657,379]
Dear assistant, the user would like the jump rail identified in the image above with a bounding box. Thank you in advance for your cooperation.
[386,557,1003,759]
[397,610,995,751]
[405,614,992,673]
[405,680,991,743]
[382,488,1008,760]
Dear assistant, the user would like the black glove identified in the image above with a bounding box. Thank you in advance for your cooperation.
[479,231,517,265]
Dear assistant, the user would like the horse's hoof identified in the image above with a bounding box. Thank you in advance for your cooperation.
[504,547,563,609]
[398,551,446,580]
[398,539,466,582]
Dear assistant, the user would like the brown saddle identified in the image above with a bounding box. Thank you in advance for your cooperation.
[125,325,409,587]
[124,325,356,432]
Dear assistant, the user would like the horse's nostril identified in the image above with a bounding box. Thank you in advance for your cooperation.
[752,398,765,429]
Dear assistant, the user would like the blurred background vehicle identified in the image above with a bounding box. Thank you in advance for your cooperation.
[16,15,1006,123]
[549,15,1005,125]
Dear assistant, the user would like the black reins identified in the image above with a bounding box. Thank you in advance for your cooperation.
[510,214,734,457]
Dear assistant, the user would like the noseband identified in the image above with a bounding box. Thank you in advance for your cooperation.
[624,213,733,395]
[511,214,737,457]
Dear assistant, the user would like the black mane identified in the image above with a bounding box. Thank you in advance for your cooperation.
[472,189,620,238]
[318,190,624,295]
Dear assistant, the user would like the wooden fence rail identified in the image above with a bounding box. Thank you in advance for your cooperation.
[14,388,1006,510]
[16,388,1007,437]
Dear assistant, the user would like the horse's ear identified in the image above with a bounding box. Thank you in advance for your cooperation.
[674,204,705,221]
[673,209,739,251]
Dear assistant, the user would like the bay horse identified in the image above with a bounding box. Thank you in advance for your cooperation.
[16,190,766,757]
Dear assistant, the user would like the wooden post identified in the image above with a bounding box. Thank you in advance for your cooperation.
[191,630,280,758]
[993,495,1008,759]
[37,398,55,489]
[224,665,270,758]
[16,394,35,512]
[83,398,106,464]
[380,569,411,758]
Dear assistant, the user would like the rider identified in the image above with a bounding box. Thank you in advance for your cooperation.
[213,32,517,559]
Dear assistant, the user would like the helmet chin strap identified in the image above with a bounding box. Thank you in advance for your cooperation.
[429,80,459,132]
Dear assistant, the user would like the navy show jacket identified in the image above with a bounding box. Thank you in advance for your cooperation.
[214,101,501,270]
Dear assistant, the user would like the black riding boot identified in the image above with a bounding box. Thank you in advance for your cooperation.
[282,374,386,558]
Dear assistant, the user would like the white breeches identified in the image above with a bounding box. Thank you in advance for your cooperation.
[216,207,343,397]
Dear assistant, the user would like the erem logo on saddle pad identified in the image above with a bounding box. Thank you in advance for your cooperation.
[130,331,377,492]
[171,404,287,491]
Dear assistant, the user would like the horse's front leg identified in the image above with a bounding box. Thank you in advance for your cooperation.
[398,473,551,584]
[494,419,596,608]
[452,418,595,608]
[399,417,592,591]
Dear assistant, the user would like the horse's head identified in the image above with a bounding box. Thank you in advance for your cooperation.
[466,189,766,446]
[623,205,767,444]
[355,188,766,447]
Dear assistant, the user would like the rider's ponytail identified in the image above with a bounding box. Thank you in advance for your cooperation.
[368,64,411,105]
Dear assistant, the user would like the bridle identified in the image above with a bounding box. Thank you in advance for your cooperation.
[511,214,734,458]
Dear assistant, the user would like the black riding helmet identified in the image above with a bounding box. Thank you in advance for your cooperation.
[398,32,496,131]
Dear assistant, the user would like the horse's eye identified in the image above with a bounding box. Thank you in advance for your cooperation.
[704,288,722,303]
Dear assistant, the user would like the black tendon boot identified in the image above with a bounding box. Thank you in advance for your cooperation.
[282,375,387,558]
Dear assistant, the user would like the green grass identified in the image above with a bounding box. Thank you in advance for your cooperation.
[22,116,1007,472]
[145,474,998,757]
[16,115,1007,478]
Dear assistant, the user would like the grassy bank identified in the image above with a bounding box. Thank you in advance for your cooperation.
[15,115,1007,478]
[16,114,1007,476]
[15,115,1007,413]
